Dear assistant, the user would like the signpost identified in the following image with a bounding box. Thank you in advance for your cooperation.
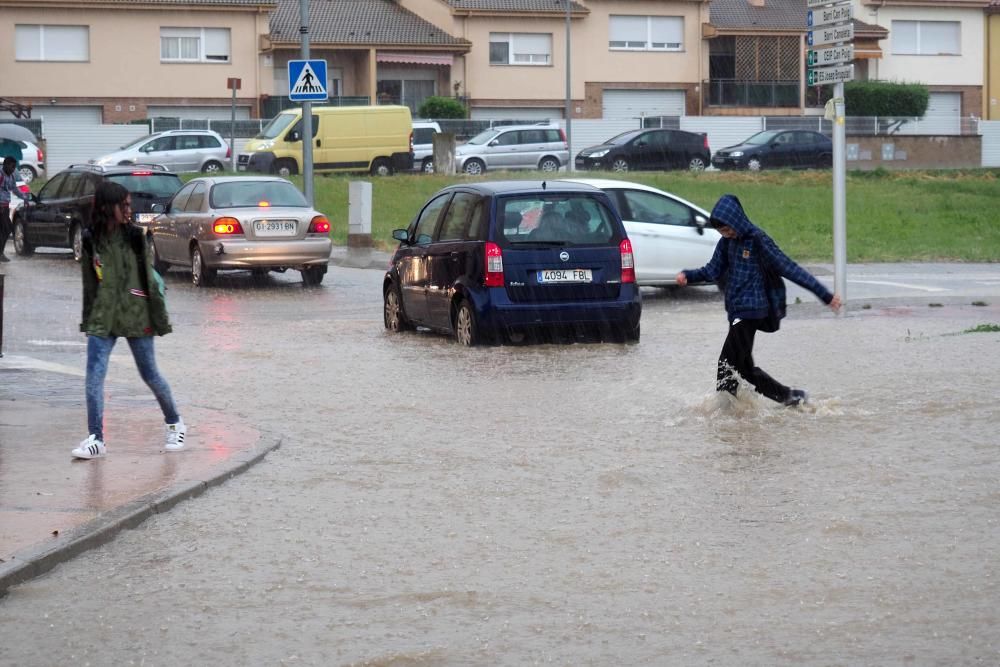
[227,77,240,172]
[288,0,327,205]
[807,0,852,309]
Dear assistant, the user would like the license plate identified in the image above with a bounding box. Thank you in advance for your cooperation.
[135,213,156,223]
[537,269,592,283]
[254,220,296,237]
[237,165,246,172]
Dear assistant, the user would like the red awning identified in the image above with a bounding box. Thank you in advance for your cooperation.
[376,52,454,66]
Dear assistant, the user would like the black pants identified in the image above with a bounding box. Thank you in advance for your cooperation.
[717,318,790,403]
[0,205,10,255]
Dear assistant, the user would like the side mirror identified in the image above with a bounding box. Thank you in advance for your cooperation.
[488,139,499,147]
[151,203,165,214]
[415,233,432,245]
[694,214,708,236]
[391,229,409,243]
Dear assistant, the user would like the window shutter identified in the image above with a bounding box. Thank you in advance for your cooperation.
[14,25,42,60]
[610,16,647,45]
[650,17,683,48]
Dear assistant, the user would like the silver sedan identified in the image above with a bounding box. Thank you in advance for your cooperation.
[147,176,333,287]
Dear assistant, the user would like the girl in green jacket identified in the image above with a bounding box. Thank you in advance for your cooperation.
[72,181,185,459]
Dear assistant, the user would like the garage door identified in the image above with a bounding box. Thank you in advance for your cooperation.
[470,107,563,121]
[34,106,102,135]
[148,106,251,120]
[602,90,685,120]
[904,92,961,135]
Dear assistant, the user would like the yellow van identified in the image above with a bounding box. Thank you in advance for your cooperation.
[239,105,413,176]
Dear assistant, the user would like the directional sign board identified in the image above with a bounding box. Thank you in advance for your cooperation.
[808,5,852,29]
[807,44,854,67]
[288,59,328,102]
[807,22,854,48]
[807,64,854,87]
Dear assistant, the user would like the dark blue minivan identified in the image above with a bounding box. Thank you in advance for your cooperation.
[383,181,642,345]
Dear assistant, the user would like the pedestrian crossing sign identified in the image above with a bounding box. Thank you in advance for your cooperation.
[288,59,328,102]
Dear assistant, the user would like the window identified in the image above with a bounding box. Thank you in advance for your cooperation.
[144,136,175,153]
[161,27,231,63]
[185,183,207,212]
[176,135,202,150]
[495,131,521,146]
[489,33,552,65]
[609,16,683,51]
[414,194,450,244]
[439,193,479,241]
[58,173,85,198]
[616,190,694,227]
[38,173,68,201]
[169,183,195,213]
[198,135,222,149]
[892,20,960,55]
[15,25,89,61]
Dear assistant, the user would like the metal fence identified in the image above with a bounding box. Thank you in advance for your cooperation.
[703,80,800,108]
[149,117,270,138]
[641,115,981,137]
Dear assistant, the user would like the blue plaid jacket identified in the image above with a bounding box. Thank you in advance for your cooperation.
[683,194,833,322]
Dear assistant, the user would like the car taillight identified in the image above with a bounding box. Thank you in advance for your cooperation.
[132,171,153,176]
[559,128,567,143]
[620,239,635,284]
[309,216,330,233]
[484,242,504,287]
[226,144,231,159]
[409,131,414,152]
[703,134,710,151]
[37,148,44,162]
[213,217,244,234]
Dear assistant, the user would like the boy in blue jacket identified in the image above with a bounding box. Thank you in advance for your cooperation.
[676,194,841,406]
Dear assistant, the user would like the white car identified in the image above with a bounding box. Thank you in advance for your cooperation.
[16,141,45,183]
[9,179,31,216]
[558,178,720,286]
[412,120,442,172]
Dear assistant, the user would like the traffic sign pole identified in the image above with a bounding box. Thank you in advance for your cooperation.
[833,82,847,307]
[299,0,314,206]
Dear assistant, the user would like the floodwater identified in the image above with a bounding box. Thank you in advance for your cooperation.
[1,259,999,665]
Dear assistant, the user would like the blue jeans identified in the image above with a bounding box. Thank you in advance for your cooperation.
[86,335,180,440]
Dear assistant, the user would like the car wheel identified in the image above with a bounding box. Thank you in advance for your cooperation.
[463,159,485,176]
[18,165,35,183]
[71,224,83,262]
[152,240,170,274]
[202,160,224,174]
[383,283,413,332]
[13,218,34,256]
[611,158,629,172]
[421,158,435,173]
[191,246,216,287]
[301,266,326,286]
[747,158,763,172]
[370,158,393,177]
[453,298,481,346]
[538,156,560,172]
[274,159,298,177]
[688,156,707,171]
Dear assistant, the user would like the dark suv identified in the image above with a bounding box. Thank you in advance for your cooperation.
[383,181,642,345]
[575,129,711,172]
[12,164,183,261]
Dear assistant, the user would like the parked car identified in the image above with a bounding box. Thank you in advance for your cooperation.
[575,129,711,172]
[412,120,442,173]
[16,141,45,183]
[558,178,720,286]
[712,130,832,171]
[90,129,231,174]
[454,125,568,176]
[12,164,183,261]
[383,180,642,345]
[8,178,31,217]
[146,176,332,287]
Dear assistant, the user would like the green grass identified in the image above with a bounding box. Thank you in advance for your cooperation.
[184,167,1000,261]
[964,324,1000,333]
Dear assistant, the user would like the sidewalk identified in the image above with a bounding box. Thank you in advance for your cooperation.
[0,356,281,594]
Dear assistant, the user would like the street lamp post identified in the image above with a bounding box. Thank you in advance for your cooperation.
[564,0,573,172]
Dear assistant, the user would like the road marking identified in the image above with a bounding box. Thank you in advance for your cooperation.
[848,279,949,293]
[28,339,87,347]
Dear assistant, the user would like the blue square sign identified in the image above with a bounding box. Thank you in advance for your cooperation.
[288,59,328,102]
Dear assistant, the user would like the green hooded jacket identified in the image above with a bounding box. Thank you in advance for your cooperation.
[80,224,172,337]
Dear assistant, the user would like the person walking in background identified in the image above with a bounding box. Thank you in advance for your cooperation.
[72,181,185,459]
[676,194,841,406]
[0,156,30,262]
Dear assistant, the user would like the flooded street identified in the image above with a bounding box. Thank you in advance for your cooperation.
[1,254,999,665]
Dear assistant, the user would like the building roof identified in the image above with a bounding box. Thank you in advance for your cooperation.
[0,0,275,5]
[710,0,887,36]
[270,0,470,48]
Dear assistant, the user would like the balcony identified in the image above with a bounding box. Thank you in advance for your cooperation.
[703,79,800,108]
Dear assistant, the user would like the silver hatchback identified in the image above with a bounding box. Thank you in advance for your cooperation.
[454,124,568,175]
[147,176,333,287]
[91,129,230,174]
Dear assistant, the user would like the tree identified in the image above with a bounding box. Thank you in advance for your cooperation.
[418,96,467,119]
[844,81,929,134]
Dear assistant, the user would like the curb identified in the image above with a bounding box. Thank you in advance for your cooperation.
[0,434,282,596]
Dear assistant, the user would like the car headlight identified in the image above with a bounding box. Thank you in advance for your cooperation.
[588,149,610,158]
[729,151,744,158]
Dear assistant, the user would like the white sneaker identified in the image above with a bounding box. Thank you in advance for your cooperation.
[72,435,106,459]
[165,419,186,451]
